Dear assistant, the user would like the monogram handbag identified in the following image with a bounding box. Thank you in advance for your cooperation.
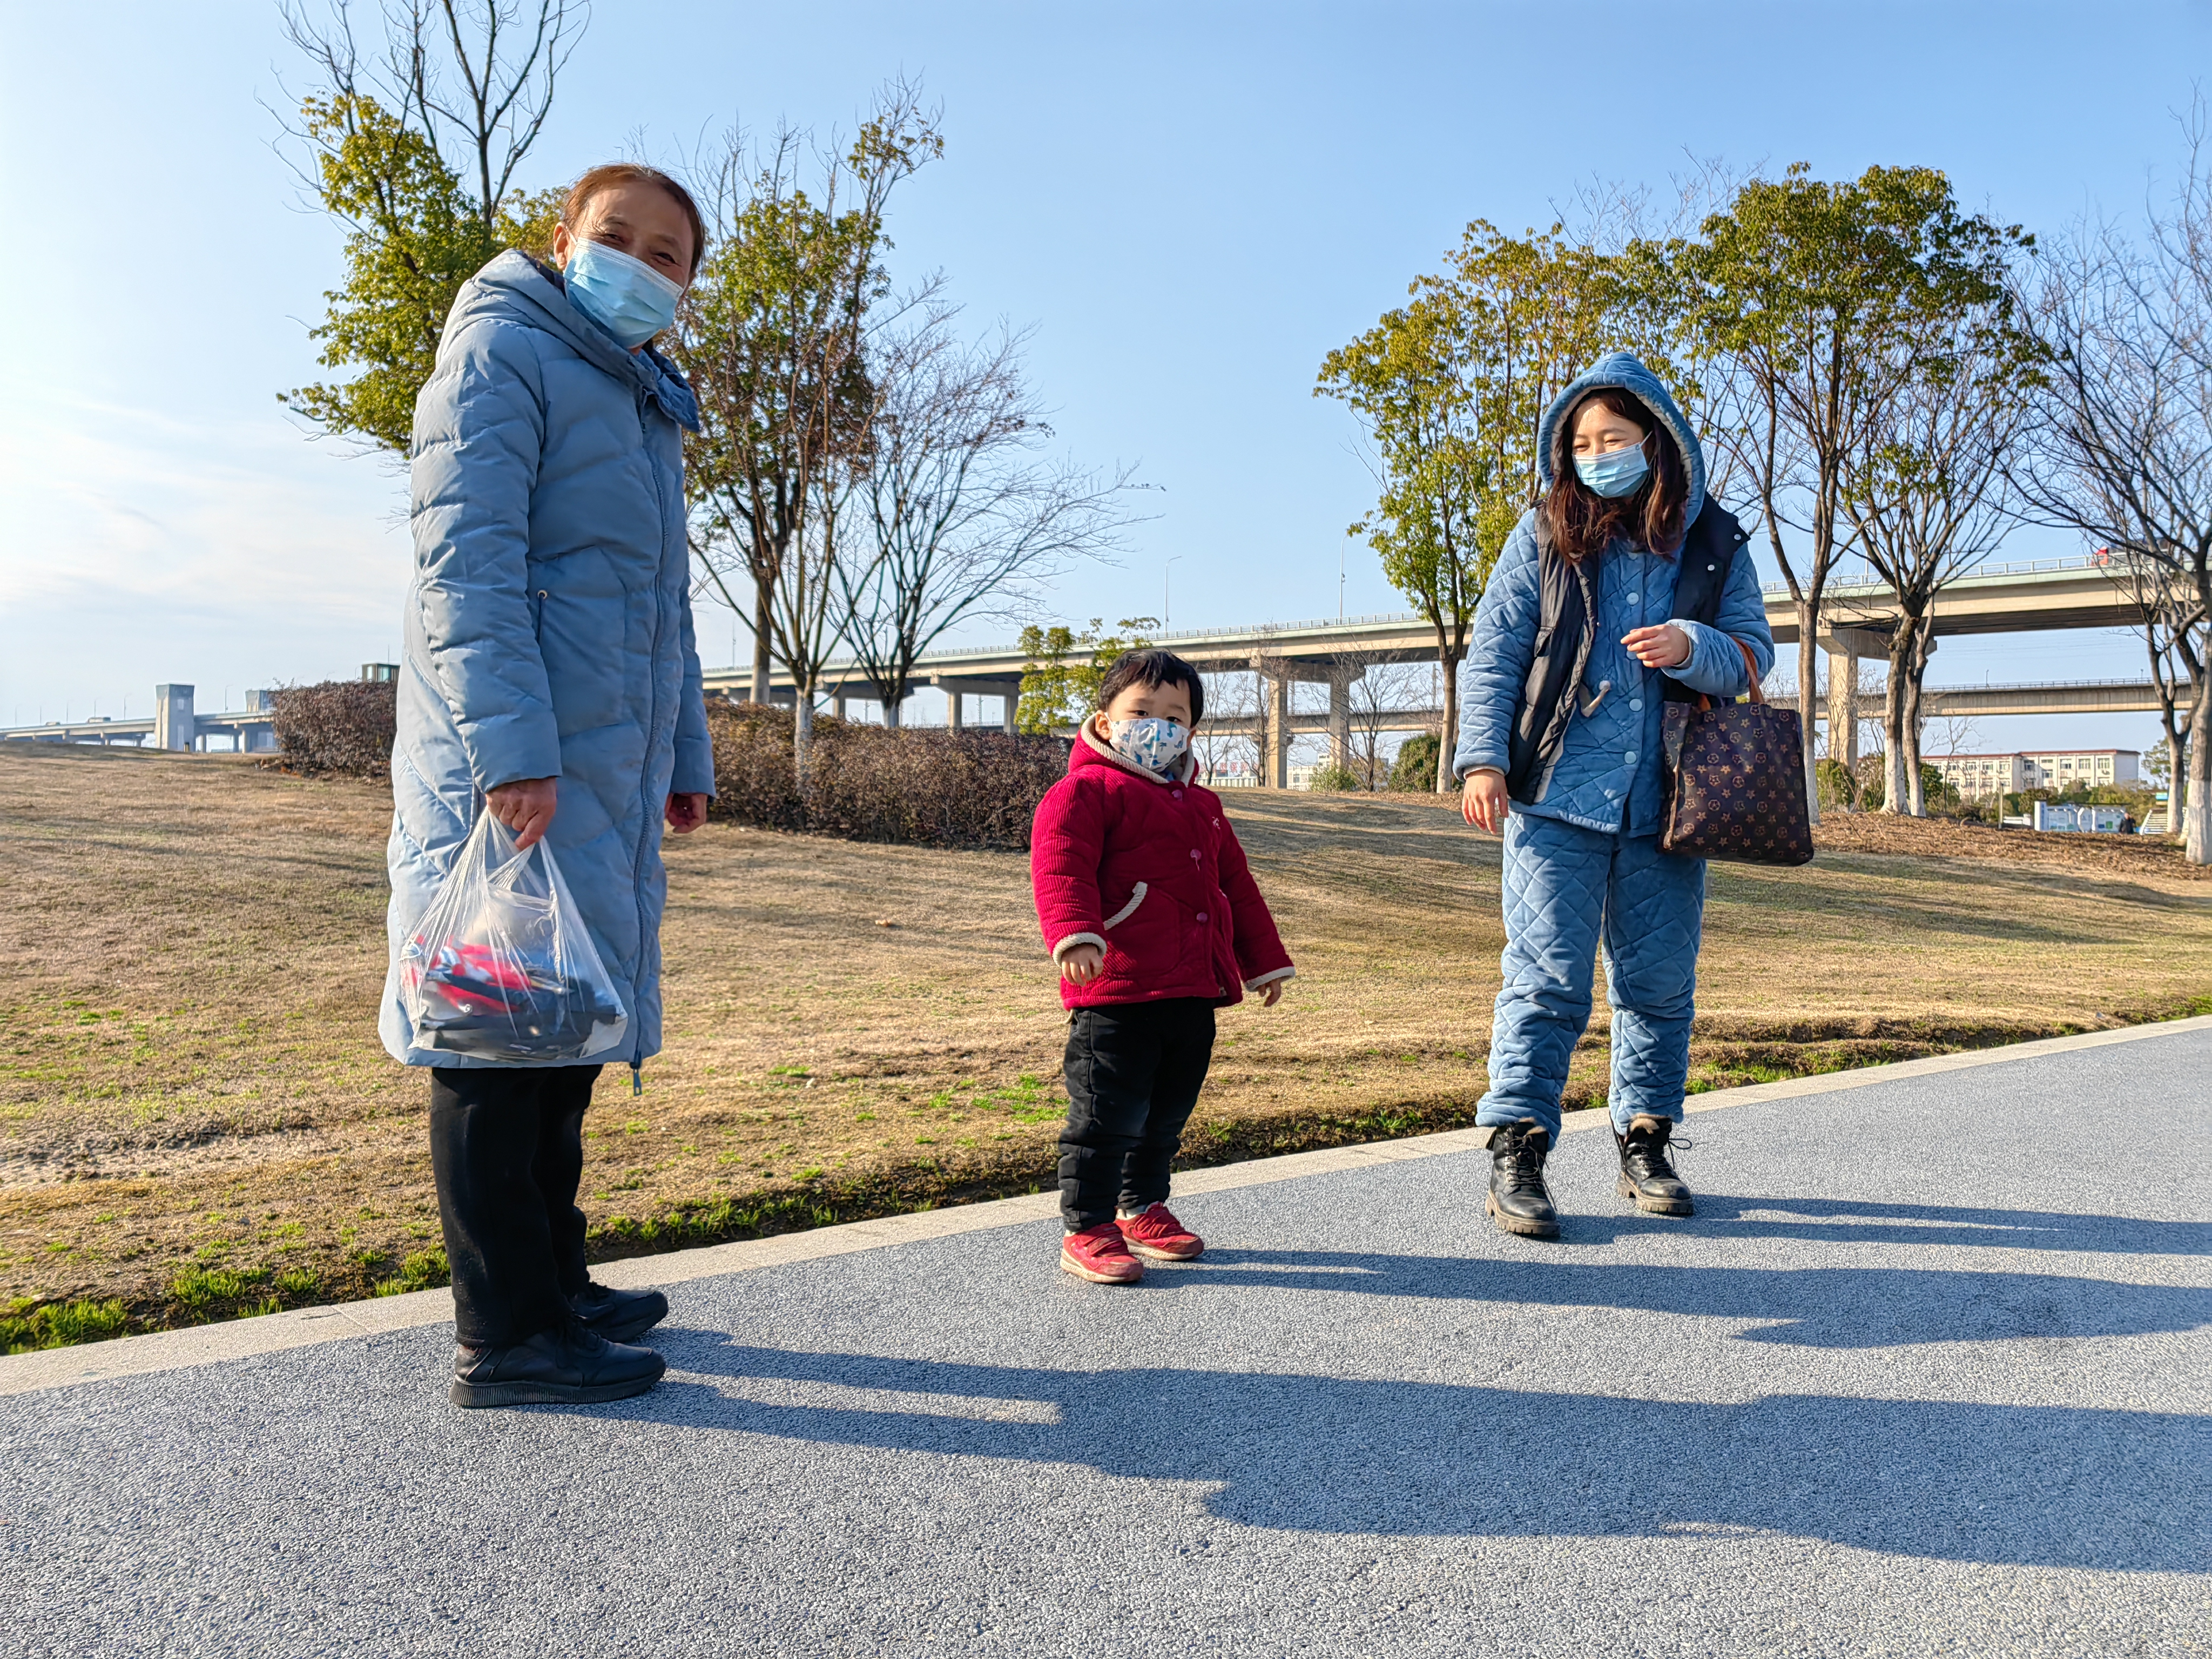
[1657,639,1815,866]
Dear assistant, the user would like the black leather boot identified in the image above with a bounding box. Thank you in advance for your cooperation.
[450,1320,666,1408]
[571,1281,669,1344]
[1615,1115,1694,1216]
[1483,1122,1560,1239]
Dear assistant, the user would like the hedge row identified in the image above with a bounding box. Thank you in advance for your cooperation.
[707,703,1067,849]
[269,679,397,778]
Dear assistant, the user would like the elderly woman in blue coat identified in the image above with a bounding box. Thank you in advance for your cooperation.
[1454,353,1775,1240]
[379,164,714,1406]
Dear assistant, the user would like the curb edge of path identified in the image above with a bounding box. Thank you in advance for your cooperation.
[7,1012,2209,1399]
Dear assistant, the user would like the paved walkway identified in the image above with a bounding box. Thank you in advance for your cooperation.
[4,1022,2209,1658]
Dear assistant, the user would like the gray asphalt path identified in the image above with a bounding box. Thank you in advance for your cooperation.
[4,1029,2209,1658]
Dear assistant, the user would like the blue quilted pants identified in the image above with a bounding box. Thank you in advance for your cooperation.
[1477,811,1707,1141]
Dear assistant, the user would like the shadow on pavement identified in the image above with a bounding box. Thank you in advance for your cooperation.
[1135,1249,2212,1348]
[1561,1193,2212,1256]
[637,1338,2211,1572]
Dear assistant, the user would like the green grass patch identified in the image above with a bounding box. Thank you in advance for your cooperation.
[2,1296,130,1354]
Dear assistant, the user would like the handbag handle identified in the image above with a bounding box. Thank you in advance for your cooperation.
[1693,637,1766,711]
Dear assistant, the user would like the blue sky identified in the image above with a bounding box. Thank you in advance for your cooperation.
[3,0,2206,753]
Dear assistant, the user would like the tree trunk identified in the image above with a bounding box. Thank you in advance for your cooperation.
[1435,646,1459,794]
[793,686,815,794]
[2186,669,2210,864]
[1882,632,1912,816]
[1904,615,1931,817]
[881,695,901,729]
[750,582,773,705]
[1796,601,1821,825]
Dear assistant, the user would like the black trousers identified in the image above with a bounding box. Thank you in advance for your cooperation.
[429,1064,601,1348]
[1058,998,1216,1231]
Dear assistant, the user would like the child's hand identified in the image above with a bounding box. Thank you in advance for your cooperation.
[1260,980,1283,1008]
[1060,945,1104,985]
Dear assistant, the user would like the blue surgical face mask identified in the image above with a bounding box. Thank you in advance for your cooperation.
[564,240,685,349]
[1107,717,1189,775]
[1574,439,1651,499]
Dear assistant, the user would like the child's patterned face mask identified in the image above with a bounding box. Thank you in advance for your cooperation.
[1107,716,1189,774]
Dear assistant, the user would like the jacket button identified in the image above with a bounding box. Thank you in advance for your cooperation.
[1627,591,1640,604]
[1196,912,1208,922]
[1172,790,1183,799]
[1190,848,1201,859]
[1630,697,1644,711]
[1626,751,1639,765]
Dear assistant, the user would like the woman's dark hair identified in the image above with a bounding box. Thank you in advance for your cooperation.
[1097,649,1205,725]
[1539,387,1688,563]
[561,164,707,278]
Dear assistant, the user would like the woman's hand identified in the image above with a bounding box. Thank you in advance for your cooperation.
[1622,623,1692,669]
[666,792,710,834]
[488,777,558,849]
[1060,945,1104,985]
[1462,770,1507,834]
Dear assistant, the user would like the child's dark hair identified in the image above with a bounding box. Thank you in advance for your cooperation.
[1096,649,1205,725]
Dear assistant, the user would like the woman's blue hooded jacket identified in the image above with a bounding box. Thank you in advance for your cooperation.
[378,250,715,1070]
[1452,353,1776,835]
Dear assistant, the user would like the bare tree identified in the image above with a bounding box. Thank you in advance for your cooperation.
[2108,545,2208,833]
[1840,298,2036,815]
[280,0,584,238]
[2012,211,2212,861]
[674,86,942,781]
[1330,651,1435,790]
[835,317,1138,723]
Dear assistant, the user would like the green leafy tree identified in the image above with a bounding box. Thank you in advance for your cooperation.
[1670,165,2028,821]
[1316,295,1489,792]
[278,2,584,454]
[1015,618,1155,733]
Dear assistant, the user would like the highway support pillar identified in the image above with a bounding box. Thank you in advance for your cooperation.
[1827,648,1859,778]
[153,684,194,752]
[1003,691,1019,734]
[1327,668,1355,774]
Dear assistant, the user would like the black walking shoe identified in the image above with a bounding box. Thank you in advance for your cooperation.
[1483,1122,1560,1240]
[571,1281,669,1344]
[1615,1115,1695,1216]
[449,1320,665,1409]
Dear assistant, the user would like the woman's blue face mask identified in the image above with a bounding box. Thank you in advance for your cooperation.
[565,240,685,349]
[1574,439,1651,498]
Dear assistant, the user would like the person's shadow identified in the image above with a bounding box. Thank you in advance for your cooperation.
[633,1338,2209,1573]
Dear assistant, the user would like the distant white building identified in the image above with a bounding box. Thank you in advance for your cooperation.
[1933,749,2140,798]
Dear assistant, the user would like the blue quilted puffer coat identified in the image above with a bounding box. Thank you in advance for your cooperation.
[1453,354,1775,833]
[377,251,714,1071]
[1451,353,1777,1139]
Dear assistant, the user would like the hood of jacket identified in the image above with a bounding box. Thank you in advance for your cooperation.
[1535,350,1704,528]
[447,249,702,433]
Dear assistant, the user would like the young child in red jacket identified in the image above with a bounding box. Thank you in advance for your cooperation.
[1030,649,1295,1285]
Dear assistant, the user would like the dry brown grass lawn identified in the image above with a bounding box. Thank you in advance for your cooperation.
[3,743,2206,1338]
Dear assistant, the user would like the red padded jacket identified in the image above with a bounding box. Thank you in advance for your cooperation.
[1030,729,1295,1010]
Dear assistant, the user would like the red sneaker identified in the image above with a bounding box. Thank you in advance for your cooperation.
[1118,1203,1204,1262]
[1061,1221,1144,1284]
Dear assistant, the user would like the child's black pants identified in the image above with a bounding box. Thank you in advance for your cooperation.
[429,1064,599,1348]
[1059,997,1216,1231]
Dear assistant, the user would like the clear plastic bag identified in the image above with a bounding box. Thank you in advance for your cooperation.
[398,812,629,1063]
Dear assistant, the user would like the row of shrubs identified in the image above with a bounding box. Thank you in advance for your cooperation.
[268,684,1450,848]
[268,679,398,779]
[708,703,1067,849]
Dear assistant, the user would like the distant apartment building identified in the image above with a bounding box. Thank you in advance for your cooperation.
[1933,749,2140,798]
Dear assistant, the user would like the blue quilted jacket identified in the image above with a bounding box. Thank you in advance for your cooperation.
[378,251,714,1070]
[1453,353,1776,835]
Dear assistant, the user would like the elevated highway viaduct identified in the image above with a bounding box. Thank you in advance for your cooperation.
[704,555,2164,784]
